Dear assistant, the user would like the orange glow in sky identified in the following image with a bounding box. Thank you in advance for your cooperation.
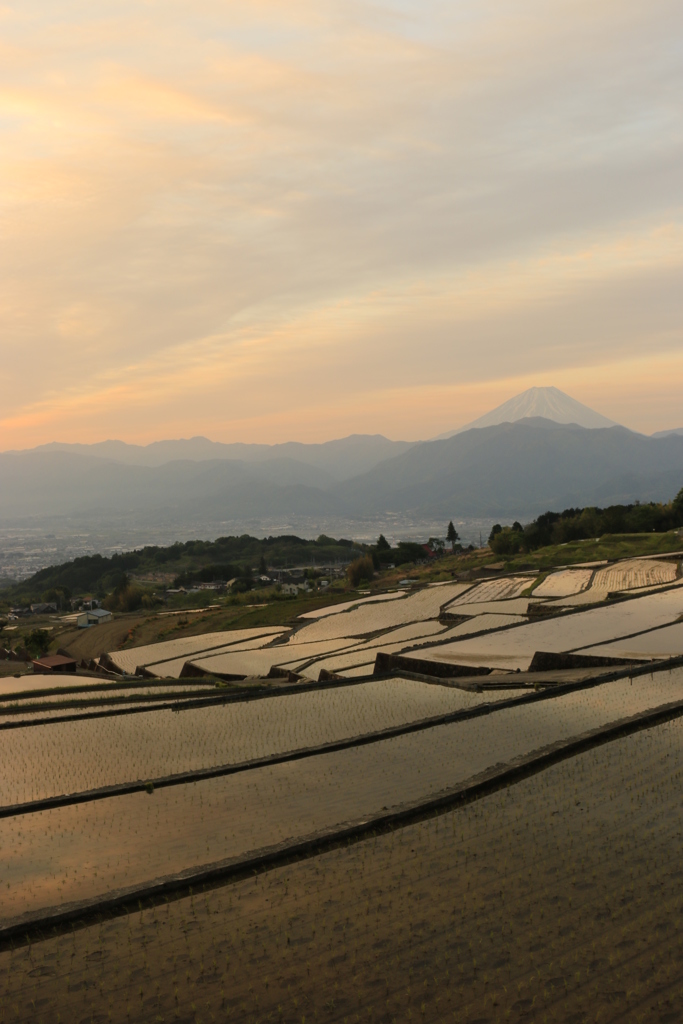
[2,0,682,447]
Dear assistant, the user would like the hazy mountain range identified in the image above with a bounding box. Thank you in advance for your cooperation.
[2,388,683,530]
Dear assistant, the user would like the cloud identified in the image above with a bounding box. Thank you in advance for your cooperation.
[1,0,682,446]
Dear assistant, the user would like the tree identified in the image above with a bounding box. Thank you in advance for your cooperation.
[488,524,502,545]
[259,554,267,575]
[41,586,71,611]
[672,485,683,524]
[25,629,51,658]
[347,555,374,587]
[376,534,391,552]
[446,521,459,551]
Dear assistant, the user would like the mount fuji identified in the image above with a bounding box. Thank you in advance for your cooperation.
[435,386,619,439]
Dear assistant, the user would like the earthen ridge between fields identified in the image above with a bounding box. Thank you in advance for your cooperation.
[3,661,683,950]
[2,656,679,818]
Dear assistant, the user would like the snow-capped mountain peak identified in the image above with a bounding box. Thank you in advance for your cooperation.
[436,386,618,438]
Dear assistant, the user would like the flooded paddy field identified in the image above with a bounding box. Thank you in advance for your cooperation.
[443,596,533,615]
[3,669,683,925]
[299,590,406,618]
[420,586,683,670]
[190,638,361,677]
[290,582,474,643]
[576,621,683,660]
[3,718,683,1024]
[0,684,219,709]
[108,627,285,673]
[144,634,293,677]
[0,677,524,807]
[5,552,683,1022]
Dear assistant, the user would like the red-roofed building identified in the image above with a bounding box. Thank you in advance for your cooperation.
[32,654,78,674]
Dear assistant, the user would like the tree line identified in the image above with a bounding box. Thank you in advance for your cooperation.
[488,487,683,555]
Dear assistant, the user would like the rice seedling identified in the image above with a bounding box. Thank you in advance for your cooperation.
[3,668,683,926]
[0,676,521,807]
[591,558,677,593]
[531,568,593,598]
[3,719,683,1023]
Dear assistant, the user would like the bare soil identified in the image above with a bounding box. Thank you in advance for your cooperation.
[2,720,683,1023]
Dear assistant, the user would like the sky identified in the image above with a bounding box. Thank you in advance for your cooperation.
[2,0,682,447]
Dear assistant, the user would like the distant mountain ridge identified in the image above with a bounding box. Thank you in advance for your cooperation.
[24,434,414,479]
[334,418,683,518]
[2,418,683,528]
[3,389,682,534]
[652,428,683,439]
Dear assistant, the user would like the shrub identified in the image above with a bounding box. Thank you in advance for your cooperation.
[347,555,375,587]
[103,584,146,613]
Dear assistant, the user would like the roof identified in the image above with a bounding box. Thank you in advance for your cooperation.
[87,608,112,618]
[32,654,77,669]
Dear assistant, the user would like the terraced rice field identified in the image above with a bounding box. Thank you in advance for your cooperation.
[303,619,446,650]
[576,621,683,660]
[0,684,217,709]
[144,634,288,677]
[3,668,682,925]
[445,597,533,615]
[0,677,512,807]
[548,587,610,606]
[417,587,683,670]
[291,582,473,643]
[331,662,376,677]
[302,622,449,678]
[444,575,534,606]
[190,637,360,677]
[436,612,525,637]
[298,591,406,619]
[108,627,285,673]
[7,719,683,1024]
[0,699,225,727]
[0,675,112,696]
[591,558,678,593]
[532,567,593,597]
[6,553,683,1023]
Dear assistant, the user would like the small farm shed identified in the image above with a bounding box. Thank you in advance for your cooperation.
[77,608,113,628]
[32,654,77,674]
